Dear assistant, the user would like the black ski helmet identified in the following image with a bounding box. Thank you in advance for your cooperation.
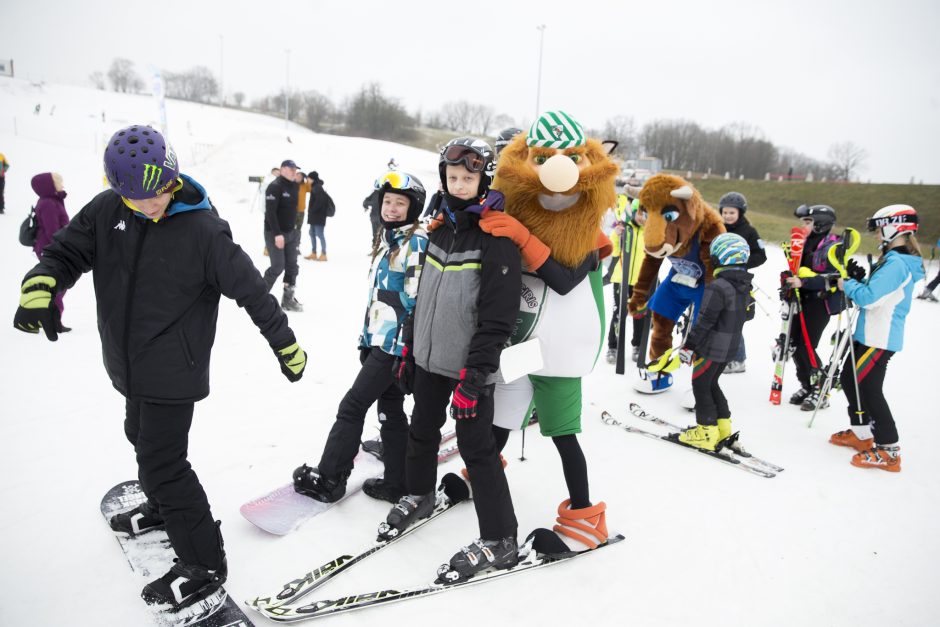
[495,127,523,156]
[375,170,427,227]
[718,191,748,214]
[795,204,836,234]
[439,137,496,197]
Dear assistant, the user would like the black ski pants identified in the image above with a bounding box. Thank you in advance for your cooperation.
[318,347,409,489]
[263,228,301,289]
[406,366,517,541]
[607,284,642,350]
[790,297,830,390]
[840,342,897,445]
[124,399,223,570]
[926,266,940,292]
[691,358,729,426]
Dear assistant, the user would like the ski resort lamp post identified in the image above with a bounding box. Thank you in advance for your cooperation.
[285,48,291,130]
[535,24,546,118]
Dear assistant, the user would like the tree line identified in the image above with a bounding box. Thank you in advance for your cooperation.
[89,58,868,181]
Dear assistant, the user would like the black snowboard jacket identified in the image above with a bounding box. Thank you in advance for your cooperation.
[26,174,295,403]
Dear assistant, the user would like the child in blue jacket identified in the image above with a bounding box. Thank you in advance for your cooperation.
[831,205,925,472]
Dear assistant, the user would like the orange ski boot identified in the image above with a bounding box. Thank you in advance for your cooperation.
[829,429,874,453]
[851,446,901,473]
[553,499,608,550]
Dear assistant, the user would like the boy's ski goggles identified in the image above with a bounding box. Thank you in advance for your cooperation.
[441,145,486,173]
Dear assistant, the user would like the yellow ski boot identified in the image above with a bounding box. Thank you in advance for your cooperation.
[677,424,721,451]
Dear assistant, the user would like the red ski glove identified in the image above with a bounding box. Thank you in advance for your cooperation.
[450,368,486,420]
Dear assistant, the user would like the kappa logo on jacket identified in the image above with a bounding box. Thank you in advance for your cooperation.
[114,219,126,231]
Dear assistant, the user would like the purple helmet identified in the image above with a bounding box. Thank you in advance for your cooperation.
[104,125,179,199]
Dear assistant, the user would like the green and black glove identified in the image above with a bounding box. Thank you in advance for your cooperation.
[13,275,60,341]
[276,342,306,382]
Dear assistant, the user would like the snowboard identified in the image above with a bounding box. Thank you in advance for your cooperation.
[240,435,459,535]
[100,480,254,627]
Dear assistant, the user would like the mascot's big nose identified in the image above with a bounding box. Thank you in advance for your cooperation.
[539,154,580,192]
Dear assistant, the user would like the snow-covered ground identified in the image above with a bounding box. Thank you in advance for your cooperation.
[1,77,938,626]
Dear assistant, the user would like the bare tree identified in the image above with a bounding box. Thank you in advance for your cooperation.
[827,141,868,181]
[440,100,475,131]
[163,66,218,103]
[107,58,144,93]
[232,92,245,108]
[88,71,106,90]
[602,115,638,157]
[344,83,415,141]
[302,90,334,131]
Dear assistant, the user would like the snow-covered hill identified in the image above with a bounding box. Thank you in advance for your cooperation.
[1,77,938,626]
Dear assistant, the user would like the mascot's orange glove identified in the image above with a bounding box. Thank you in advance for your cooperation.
[479,209,551,270]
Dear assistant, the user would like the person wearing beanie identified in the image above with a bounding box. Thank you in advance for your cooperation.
[30,172,71,332]
[305,170,335,261]
[717,191,766,373]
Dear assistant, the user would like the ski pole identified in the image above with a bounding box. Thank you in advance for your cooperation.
[519,427,527,462]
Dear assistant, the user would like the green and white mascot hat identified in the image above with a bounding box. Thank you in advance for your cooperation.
[527,111,586,149]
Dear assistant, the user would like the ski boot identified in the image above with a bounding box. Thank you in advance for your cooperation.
[789,387,811,406]
[724,360,746,374]
[605,348,617,364]
[716,417,748,455]
[800,389,829,412]
[281,285,304,312]
[142,557,228,610]
[361,438,384,461]
[436,537,519,583]
[917,288,938,302]
[110,499,165,537]
[851,445,901,472]
[378,492,435,540]
[553,499,608,550]
[829,429,874,453]
[362,478,405,504]
[677,424,721,451]
[292,464,349,503]
[631,346,639,362]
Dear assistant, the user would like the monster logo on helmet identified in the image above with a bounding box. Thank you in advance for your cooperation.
[104,125,180,200]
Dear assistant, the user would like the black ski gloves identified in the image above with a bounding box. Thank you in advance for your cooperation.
[846,259,866,282]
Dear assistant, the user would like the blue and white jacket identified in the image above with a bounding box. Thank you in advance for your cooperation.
[843,250,924,352]
[359,225,428,356]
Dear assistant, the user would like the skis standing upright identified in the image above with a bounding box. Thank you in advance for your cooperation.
[769,227,807,404]
[615,221,635,374]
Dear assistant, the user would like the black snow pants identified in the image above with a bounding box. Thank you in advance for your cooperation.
[840,342,897,445]
[317,347,409,489]
[124,399,224,570]
[406,366,517,541]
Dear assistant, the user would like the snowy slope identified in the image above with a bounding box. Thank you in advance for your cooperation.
[1,77,938,627]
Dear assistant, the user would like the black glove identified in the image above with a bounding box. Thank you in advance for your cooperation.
[275,342,306,382]
[846,259,866,282]
[13,275,60,341]
[394,345,416,395]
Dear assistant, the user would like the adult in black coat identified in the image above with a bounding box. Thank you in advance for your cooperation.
[306,171,335,261]
[13,128,307,610]
[718,191,766,371]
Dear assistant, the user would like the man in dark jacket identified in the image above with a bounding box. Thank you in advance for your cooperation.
[264,159,303,311]
[13,125,307,613]
[677,233,754,451]
[718,191,766,373]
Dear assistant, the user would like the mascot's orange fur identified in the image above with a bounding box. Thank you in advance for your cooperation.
[492,135,617,267]
[627,174,725,363]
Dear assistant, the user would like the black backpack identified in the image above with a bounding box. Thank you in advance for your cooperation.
[19,206,38,247]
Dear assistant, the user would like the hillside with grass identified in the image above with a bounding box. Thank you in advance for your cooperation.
[688,178,940,256]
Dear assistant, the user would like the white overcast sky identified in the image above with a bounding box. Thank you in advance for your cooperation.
[2,0,938,183]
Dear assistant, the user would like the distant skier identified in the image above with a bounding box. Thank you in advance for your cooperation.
[29,172,71,332]
[293,170,428,503]
[12,124,307,612]
[831,205,924,472]
[675,233,754,451]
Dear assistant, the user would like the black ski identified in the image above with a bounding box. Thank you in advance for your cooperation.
[245,473,469,611]
[601,410,778,478]
[252,530,624,622]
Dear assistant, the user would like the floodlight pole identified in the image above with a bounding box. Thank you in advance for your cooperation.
[535,24,546,118]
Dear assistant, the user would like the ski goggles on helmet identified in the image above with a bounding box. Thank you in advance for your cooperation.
[441,145,487,173]
[375,171,423,195]
[867,212,918,232]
